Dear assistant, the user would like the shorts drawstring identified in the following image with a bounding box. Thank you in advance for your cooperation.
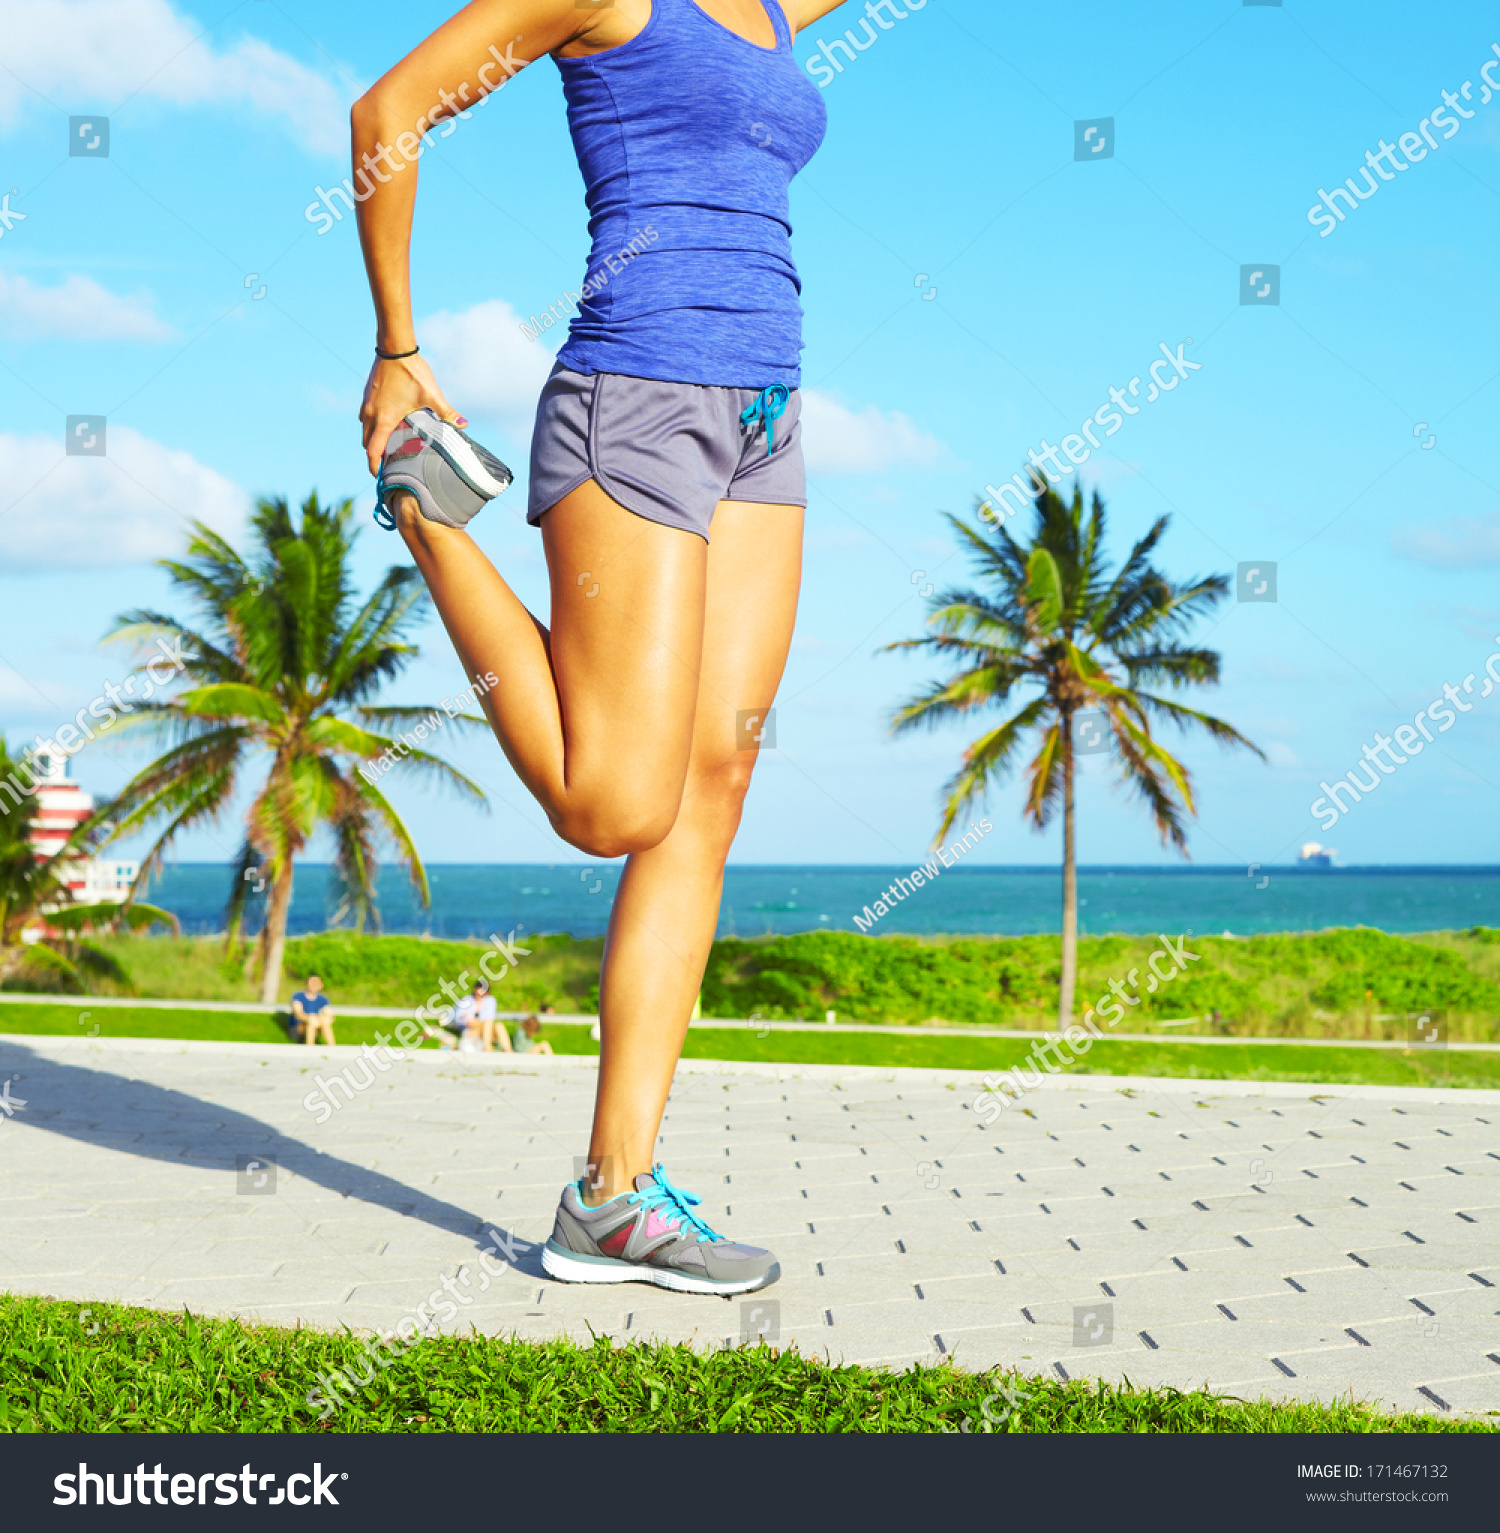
[740,383,790,454]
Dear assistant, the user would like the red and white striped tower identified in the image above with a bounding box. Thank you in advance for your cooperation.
[28,750,136,904]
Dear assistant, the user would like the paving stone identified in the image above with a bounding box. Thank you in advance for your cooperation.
[2,1033,1497,1416]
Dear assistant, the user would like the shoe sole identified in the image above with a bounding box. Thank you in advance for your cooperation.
[542,1238,779,1295]
[409,411,510,499]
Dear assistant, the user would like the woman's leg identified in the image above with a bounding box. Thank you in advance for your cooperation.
[394,478,708,857]
[580,501,804,1203]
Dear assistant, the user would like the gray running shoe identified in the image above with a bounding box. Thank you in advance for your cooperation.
[542,1166,779,1295]
[374,408,512,530]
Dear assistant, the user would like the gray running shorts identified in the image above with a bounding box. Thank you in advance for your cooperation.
[527,363,806,542]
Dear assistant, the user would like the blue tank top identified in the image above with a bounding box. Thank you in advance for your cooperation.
[553,0,827,389]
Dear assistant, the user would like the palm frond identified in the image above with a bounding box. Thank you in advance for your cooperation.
[1130,692,1266,757]
[932,696,1051,840]
[1022,720,1064,828]
[350,770,432,908]
[882,478,1262,862]
[890,659,1034,732]
[88,493,499,982]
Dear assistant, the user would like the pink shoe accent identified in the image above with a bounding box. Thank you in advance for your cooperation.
[643,1209,679,1241]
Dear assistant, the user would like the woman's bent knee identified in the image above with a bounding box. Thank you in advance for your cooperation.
[556,799,680,859]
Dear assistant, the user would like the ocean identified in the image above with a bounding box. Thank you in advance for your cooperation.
[141,864,1500,941]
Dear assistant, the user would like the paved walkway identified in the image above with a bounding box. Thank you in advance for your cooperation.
[2,1033,1496,1419]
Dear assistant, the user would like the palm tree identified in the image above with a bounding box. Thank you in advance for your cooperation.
[0,737,176,991]
[885,478,1262,1026]
[99,494,488,1003]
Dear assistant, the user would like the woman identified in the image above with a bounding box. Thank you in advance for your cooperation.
[512,1015,555,1056]
[354,0,851,1296]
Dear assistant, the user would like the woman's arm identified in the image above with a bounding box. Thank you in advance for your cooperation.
[791,0,860,32]
[352,0,598,472]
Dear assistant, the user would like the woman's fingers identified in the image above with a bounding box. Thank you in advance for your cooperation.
[359,356,466,470]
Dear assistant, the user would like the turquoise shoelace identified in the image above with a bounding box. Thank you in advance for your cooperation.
[740,383,790,455]
[629,1164,722,1243]
[373,468,398,529]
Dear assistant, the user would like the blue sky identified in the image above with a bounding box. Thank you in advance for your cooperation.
[1,0,1497,879]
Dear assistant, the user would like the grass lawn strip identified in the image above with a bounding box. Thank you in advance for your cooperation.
[1,1295,1490,1434]
[33,927,1500,1041]
[4,1002,1499,1089]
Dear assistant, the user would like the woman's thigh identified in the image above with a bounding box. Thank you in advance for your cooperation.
[688,500,804,785]
[540,478,710,849]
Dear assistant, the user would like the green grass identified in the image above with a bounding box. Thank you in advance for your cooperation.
[2,1294,1489,1433]
[669,1029,1500,1089]
[701,927,1500,1039]
[5,1001,1498,1089]
[15,927,1498,1044]
[19,930,601,1013]
[0,1001,296,1046]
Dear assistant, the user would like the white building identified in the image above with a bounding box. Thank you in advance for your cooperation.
[28,750,137,904]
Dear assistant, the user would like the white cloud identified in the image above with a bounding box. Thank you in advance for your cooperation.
[1441,604,1500,642]
[1392,514,1500,569]
[0,426,248,569]
[0,666,63,709]
[0,270,171,341]
[0,0,353,153]
[800,391,944,475]
[418,300,557,447]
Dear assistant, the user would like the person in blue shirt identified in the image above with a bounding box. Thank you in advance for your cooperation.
[290,975,335,1047]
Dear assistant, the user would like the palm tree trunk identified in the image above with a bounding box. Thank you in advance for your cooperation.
[258,862,294,1006]
[1059,742,1078,1029]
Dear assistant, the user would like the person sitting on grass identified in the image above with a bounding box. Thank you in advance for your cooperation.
[512,1015,553,1056]
[291,975,335,1047]
[429,979,510,1052]
[456,979,507,1054]
[471,978,507,1052]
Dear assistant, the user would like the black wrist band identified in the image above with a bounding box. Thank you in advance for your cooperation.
[375,344,419,360]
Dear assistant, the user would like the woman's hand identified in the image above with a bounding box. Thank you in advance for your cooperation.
[359,352,467,474]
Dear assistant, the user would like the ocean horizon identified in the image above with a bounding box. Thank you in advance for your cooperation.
[139,863,1500,942]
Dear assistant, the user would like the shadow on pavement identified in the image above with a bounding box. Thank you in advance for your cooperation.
[0,1041,531,1258]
